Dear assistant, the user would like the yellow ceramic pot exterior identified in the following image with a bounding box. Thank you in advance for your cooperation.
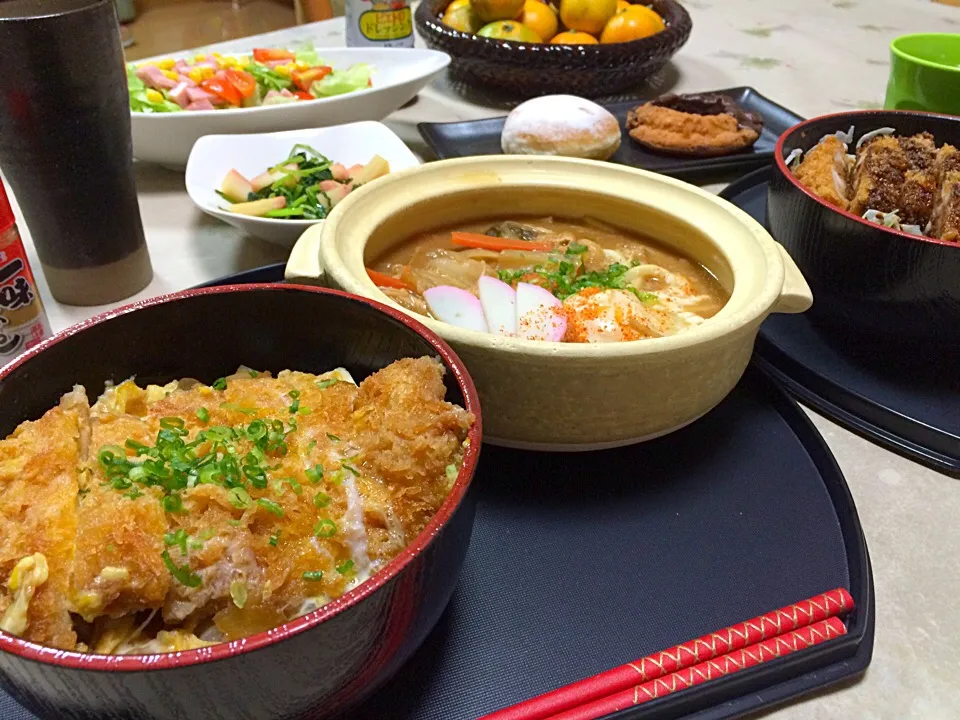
[287,156,812,449]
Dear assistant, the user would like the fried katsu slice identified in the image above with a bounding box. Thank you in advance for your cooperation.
[792,136,852,210]
[0,388,87,649]
[850,133,937,225]
[353,357,473,540]
[70,392,171,622]
[930,143,960,243]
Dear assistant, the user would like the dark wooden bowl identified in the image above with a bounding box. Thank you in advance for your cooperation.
[0,284,482,720]
[415,0,692,98]
[768,110,960,355]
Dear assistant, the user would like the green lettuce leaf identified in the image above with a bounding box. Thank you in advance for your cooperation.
[311,63,372,97]
[294,42,322,67]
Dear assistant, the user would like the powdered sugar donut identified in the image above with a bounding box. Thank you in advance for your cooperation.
[501,95,622,161]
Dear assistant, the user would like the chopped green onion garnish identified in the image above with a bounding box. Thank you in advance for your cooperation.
[336,559,354,574]
[257,498,284,517]
[162,494,184,513]
[161,550,202,587]
[305,464,324,483]
[159,417,185,430]
[220,402,257,415]
[230,579,248,609]
[327,433,340,442]
[268,529,281,546]
[314,491,331,508]
[124,487,144,500]
[341,462,360,477]
[445,463,458,482]
[212,377,228,391]
[163,528,189,555]
[314,518,337,538]
[316,378,340,390]
[228,487,251,509]
[302,570,324,582]
[248,370,259,378]
[196,407,210,423]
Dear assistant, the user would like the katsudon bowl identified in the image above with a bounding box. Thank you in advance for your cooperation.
[769,110,960,351]
[0,285,482,720]
[286,156,813,449]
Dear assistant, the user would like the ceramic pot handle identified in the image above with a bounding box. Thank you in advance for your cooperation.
[285,224,326,285]
[771,243,813,314]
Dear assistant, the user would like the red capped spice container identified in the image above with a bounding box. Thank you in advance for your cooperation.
[0,177,51,367]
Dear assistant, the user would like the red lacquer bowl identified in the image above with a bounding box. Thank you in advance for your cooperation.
[0,284,482,720]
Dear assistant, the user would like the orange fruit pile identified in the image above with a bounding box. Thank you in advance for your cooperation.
[440,0,665,44]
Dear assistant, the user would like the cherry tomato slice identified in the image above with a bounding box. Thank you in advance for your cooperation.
[200,78,243,106]
[292,66,332,92]
[252,48,295,63]
[224,68,257,98]
[293,91,315,101]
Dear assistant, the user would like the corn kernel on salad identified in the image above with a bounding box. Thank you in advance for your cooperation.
[128,44,374,113]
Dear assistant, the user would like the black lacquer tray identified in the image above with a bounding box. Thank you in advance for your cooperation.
[0,267,874,720]
[722,168,960,477]
[418,87,802,180]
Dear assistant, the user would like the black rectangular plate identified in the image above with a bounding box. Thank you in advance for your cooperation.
[720,167,960,477]
[418,87,802,180]
[0,269,873,720]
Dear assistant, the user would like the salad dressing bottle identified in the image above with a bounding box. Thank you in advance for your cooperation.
[0,178,51,367]
[345,0,414,48]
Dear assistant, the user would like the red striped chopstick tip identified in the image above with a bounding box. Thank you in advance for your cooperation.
[545,618,847,720]
[479,588,854,720]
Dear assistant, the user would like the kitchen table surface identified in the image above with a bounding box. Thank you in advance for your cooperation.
[6,1,960,718]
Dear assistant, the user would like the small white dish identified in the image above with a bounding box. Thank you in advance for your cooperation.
[132,47,449,168]
[185,122,420,247]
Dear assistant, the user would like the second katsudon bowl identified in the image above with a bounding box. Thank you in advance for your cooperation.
[769,110,960,350]
[286,156,813,450]
[0,285,481,720]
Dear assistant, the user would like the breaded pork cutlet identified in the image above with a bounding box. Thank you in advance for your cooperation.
[930,143,960,242]
[792,135,852,210]
[0,357,473,654]
[850,132,938,226]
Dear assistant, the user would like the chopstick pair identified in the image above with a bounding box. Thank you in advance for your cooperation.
[480,588,855,720]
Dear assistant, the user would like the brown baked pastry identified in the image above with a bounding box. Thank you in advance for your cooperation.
[625,93,764,157]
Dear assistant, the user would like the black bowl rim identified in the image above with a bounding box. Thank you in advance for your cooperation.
[773,108,960,250]
[415,0,690,57]
[0,283,483,671]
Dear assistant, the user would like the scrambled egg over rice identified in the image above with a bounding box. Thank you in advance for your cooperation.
[0,358,473,654]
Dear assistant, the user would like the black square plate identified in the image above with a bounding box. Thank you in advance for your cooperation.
[418,87,802,180]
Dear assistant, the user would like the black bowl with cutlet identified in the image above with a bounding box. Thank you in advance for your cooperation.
[769,110,960,355]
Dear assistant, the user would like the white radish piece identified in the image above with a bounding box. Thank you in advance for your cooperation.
[516,282,567,342]
[477,276,517,336]
[424,286,489,333]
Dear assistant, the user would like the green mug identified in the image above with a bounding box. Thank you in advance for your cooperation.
[885,33,960,115]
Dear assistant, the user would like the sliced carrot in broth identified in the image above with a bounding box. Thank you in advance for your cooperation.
[450,232,555,253]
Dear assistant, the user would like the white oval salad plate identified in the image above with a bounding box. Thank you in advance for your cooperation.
[130,46,449,168]
[185,122,421,247]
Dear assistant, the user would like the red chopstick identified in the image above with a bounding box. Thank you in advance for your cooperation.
[480,588,854,720]
[547,618,847,720]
